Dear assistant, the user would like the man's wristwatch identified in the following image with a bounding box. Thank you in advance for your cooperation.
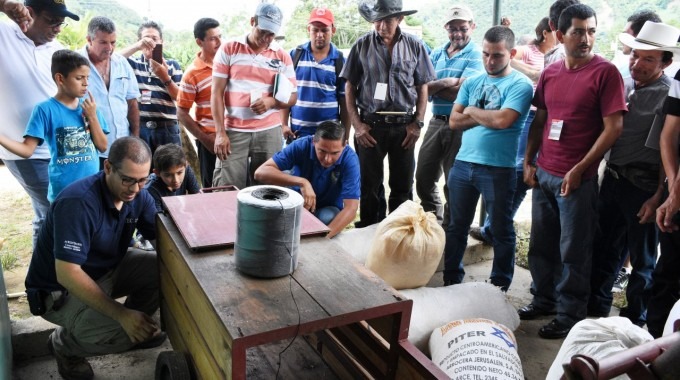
[415,120,424,129]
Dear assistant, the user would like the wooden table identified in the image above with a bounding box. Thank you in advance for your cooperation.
[156,213,443,379]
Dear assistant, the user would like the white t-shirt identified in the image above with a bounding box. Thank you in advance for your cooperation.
[0,22,63,160]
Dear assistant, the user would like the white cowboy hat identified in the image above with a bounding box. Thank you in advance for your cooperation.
[619,21,680,54]
[358,0,417,23]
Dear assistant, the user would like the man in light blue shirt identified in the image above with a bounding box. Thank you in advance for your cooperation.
[443,26,533,292]
[78,16,140,168]
[415,4,483,225]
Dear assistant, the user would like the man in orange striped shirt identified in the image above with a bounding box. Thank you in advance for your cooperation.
[211,3,298,189]
[177,18,221,187]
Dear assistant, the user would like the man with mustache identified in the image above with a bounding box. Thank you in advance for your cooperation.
[415,4,483,226]
[211,3,297,189]
[342,0,435,227]
[79,16,141,169]
[443,25,533,292]
[588,21,678,329]
[282,8,349,142]
[519,4,627,339]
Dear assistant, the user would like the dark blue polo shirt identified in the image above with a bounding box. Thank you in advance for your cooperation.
[25,171,158,291]
[272,136,360,210]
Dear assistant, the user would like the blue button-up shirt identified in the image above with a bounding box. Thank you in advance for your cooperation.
[79,47,140,157]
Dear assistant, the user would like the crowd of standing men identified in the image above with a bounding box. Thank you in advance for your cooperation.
[2,0,680,378]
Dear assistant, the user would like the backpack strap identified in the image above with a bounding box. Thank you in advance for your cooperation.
[334,50,344,78]
[292,45,304,69]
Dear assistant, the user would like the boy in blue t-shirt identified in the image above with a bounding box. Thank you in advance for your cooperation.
[0,50,108,201]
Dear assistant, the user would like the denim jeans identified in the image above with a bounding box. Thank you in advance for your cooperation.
[647,208,680,337]
[354,123,414,227]
[4,159,50,248]
[443,160,516,290]
[478,170,530,242]
[528,167,598,327]
[588,171,657,326]
[315,206,340,225]
[139,122,181,157]
[415,118,462,223]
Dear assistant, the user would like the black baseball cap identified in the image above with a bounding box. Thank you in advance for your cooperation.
[25,0,80,21]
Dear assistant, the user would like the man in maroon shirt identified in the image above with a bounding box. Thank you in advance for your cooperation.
[517,4,627,339]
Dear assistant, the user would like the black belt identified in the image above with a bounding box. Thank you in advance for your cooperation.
[360,112,414,125]
[142,119,177,129]
[606,162,659,181]
[433,114,449,122]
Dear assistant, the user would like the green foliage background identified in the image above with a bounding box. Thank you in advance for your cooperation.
[3,0,678,68]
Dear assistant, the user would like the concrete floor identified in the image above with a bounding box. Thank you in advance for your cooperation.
[12,260,611,380]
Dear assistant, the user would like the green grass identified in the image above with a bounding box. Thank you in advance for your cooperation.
[0,252,18,271]
[515,221,531,269]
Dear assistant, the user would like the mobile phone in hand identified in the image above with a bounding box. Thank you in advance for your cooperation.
[152,44,163,63]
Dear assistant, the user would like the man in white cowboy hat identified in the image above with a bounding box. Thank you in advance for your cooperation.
[518,4,627,339]
[415,4,483,226]
[342,0,435,227]
[588,21,678,330]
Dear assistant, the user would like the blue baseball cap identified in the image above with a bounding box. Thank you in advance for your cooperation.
[255,3,283,34]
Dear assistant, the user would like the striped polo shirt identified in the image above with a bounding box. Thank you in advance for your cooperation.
[288,42,345,136]
[429,41,483,116]
[127,55,183,121]
[177,52,215,133]
[213,34,296,132]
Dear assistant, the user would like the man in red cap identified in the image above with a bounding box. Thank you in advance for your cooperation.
[282,7,349,141]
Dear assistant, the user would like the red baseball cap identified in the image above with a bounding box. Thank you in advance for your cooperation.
[309,8,334,26]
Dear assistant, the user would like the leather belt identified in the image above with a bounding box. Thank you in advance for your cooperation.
[433,114,449,122]
[143,120,177,129]
[360,112,414,125]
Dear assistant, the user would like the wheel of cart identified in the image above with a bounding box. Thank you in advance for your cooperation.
[155,351,194,380]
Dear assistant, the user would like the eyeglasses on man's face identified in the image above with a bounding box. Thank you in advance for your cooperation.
[113,166,149,188]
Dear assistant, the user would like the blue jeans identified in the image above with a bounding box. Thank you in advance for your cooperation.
[478,170,530,242]
[139,122,181,157]
[4,159,50,248]
[647,202,680,337]
[315,206,340,225]
[354,123,414,227]
[528,167,598,327]
[588,171,657,326]
[443,160,516,290]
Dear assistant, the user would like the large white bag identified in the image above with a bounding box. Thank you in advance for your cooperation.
[429,318,524,380]
[546,317,654,380]
[365,200,444,290]
[399,282,520,354]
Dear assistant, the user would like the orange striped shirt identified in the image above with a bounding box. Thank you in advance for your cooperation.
[177,52,215,133]
[213,34,296,132]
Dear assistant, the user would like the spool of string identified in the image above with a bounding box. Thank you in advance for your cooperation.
[235,185,303,278]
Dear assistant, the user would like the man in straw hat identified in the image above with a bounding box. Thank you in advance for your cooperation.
[651,28,680,339]
[518,4,627,339]
[588,21,678,330]
[342,0,435,227]
[415,4,483,226]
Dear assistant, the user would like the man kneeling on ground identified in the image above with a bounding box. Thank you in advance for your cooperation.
[255,120,360,238]
[25,136,164,380]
